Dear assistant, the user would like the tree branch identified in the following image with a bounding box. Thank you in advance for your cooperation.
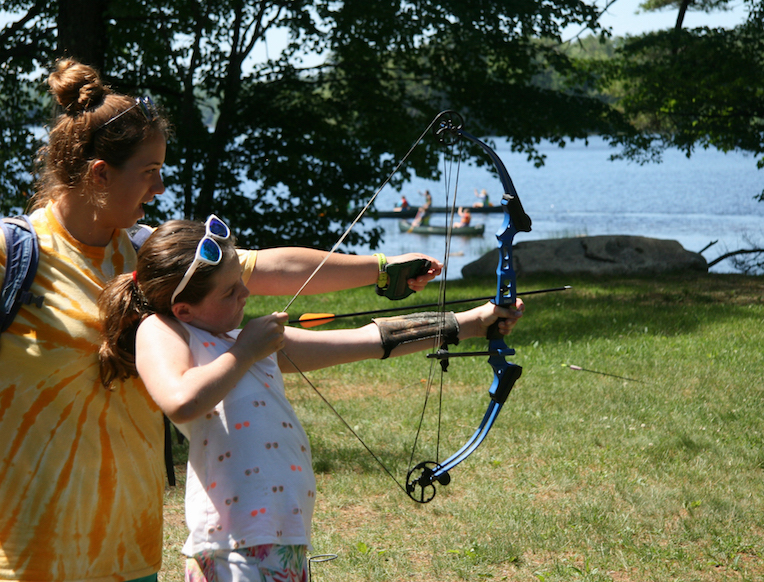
[0,0,47,44]
[707,248,764,267]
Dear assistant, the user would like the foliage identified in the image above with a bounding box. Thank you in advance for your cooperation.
[0,1,55,216]
[597,25,764,166]
[640,0,735,24]
[581,1,764,204]
[0,0,623,248]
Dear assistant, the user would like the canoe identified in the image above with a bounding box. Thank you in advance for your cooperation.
[375,205,500,219]
[398,220,485,237]
[377,206,500,219]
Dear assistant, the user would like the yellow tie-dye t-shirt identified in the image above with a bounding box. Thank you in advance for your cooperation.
[0,204,257,582]
[0,204,164,581]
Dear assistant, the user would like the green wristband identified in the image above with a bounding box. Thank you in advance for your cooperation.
[373,253,388,288]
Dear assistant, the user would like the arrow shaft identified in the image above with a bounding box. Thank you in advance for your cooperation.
[289,286,570,326]
[568,365,643,383]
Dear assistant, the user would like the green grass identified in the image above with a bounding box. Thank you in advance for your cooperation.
[160,273,764,582]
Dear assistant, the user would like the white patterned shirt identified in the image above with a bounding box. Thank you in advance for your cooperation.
[178,323,316,556]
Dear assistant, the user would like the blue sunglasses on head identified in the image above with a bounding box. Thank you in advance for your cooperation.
[96,96,158,132]
[171,215,231,304]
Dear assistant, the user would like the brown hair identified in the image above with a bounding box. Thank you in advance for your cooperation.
[32,58,171,209]
[98,220,237,388]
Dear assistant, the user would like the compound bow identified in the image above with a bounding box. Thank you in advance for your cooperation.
[283,110,533,504]
[404,110,532,503]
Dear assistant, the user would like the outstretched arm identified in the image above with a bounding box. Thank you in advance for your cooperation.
[246,248,443,296]
[278,299,524,373]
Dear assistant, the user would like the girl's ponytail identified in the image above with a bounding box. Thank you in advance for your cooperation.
[98,272,154,388]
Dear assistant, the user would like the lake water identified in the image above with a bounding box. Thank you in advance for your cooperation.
[346,137,764,277]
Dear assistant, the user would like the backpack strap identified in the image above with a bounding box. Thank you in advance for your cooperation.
[1,216,44,333]
[127,223,153,251]
[0,220,152,334]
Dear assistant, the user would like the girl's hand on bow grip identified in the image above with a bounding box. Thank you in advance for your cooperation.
[456,298,525,340]
[494,298,525,336]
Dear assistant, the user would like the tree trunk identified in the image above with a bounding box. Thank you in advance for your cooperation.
[675,0,693,30]
[178,10,207,219]
[195,4,247,219]
[57,0,108,71]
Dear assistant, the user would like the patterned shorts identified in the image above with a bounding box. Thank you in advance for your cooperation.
[185,544,307,582]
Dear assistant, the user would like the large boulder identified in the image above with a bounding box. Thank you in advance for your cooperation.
[462,235,708,278]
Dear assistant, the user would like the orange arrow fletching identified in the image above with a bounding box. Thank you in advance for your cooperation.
[297,313,336,328]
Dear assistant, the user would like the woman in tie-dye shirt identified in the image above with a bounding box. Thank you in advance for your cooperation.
[0,58,441,582]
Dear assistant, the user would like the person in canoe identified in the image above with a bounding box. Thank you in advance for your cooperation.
[454,207,472,228]
[394,195,410,211]
[410,203,431,228]
[473,188,491,207]
[419,189,433,207]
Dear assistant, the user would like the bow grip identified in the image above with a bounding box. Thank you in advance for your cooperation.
[485,319,504,340]
[486,319,503,340]
[485,294,516,340]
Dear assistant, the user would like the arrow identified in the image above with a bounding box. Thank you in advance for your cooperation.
[565,364,644,383]
[290,286,571,328]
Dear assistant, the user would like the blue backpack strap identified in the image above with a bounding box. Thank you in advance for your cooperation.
[1,215,43,333]
[127,223,153,251]
[0,220,151,335]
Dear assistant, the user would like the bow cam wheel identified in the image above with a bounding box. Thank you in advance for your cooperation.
[406,461,451,503]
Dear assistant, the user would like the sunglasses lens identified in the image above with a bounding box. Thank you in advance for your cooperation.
[198,238,222,263]
[138,96,158,122]
[208,217,230,238]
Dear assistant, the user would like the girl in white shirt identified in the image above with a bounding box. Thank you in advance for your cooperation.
[98,216,523,582]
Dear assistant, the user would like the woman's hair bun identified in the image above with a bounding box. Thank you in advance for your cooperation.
[48,58,112,114]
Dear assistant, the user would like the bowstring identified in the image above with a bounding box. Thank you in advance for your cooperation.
[280,349,410,495]
[282,116,447,313]
[406,134,464,475]
[279,114,456,495]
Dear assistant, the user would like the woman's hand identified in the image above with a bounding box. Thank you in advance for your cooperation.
[386,253,443,292]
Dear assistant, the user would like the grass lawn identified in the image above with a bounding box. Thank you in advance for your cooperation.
[160,273,764,582]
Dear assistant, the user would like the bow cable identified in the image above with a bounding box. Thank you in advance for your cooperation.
[278,113,464,497]
[406,125,466,478]
[282,115,448,312]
